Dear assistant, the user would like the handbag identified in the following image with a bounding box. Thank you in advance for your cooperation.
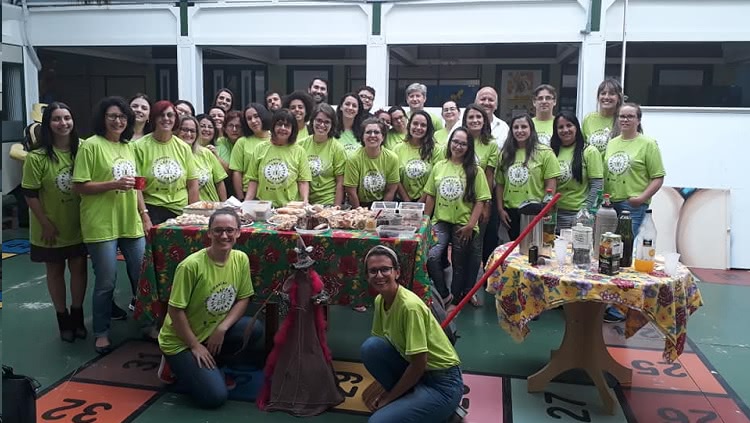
[2,365,40,423]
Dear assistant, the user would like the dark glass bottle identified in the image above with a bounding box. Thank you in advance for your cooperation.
[616,210,634,267]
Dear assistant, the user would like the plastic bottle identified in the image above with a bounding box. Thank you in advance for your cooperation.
[574,208,594,248]
[616,210,634,267]
[572,223,593,269]
[542,189,556,257]
[634,209,657,272]
[594,194,618,253]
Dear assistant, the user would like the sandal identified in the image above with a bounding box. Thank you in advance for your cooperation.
[441,294,454,308]
[353,305,368,313]
[469,294,481,307]
[95,337,113,355]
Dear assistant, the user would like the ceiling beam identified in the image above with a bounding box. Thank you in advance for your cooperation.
[42,47,152,64]
[209,46,278,65]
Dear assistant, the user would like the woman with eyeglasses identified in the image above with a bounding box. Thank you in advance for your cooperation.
[360,245,463,423]
[344,118,399,209]
[496,114,561,240]
[229,104,272,198]
[298,103,346,206]
[22,102,88,343]
[385,106,408,150]
[531,84,557,146]
[393,110,444,203]
[424,128,490,310]
[156,208,264,408]
[434,101,460,147]
[549,111,604,229]
[335,93,367,158]
[73,96,150,354]
[603,103,665,235]
[583,78,624,154]
[282,91,314,141]
[134,100,200,224]
[244,109,311,207]
[176,115,227,202]
[129,93,153,141]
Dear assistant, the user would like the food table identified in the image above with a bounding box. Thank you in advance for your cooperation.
[133,216,434,328]
[485,243,703,414]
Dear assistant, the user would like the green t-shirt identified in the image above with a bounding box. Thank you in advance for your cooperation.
[532,117,554,146]
[603,134,666,203]
[298,135,346,205]
[343,147,400,203]
[496,145,561,209]
[556,145,604,211]
[247,142,312,207]
[296,126,309,141]
[434,128,455,148]
[158,249,254,356]
[215,136,233,164]
[384,131,405,151]
[72,135,144,242]
[407,110,444,131]
[392,142,445,200]
[372,286,460,370]
[134,134,200,214]
[474,138,499,170]
[194,147,228,202]
[22,148,82,248]
[423,160,491,232]
[582,112,615,153]
[229,135,272,187]
[336,130,362,159]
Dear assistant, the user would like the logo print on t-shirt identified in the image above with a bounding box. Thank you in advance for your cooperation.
[112,158,136,180]
[507,163,529,186]
[205,285,237,315]
[438,176,464,201]
[558,160,572,184]
[263,159,290,185]
[308,155,323,177]
[607,151,631,175]
[538,133,551,146]
[56,166,73,194]
[343,143,360,156]
[197,167,210,188]
[363,170,386,194]
[589,128,611,152]
[405,159,428,180]
[152,157,184,184]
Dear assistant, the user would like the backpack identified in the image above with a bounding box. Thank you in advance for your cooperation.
[429,285,459,345]
[2,365,39,423]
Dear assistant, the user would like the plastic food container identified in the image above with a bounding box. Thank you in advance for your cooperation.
[371,201,399,211]
[241,200,273,221]
[376,225,417,239]
[183,201,223,217]
[397,202,425,225]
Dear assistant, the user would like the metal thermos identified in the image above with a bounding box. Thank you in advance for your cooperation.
[518,202,545,257]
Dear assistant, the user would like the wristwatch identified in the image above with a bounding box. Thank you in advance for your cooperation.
[139,209,149,215]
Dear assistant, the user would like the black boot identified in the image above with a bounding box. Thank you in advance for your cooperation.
[56,310,75,343]
[69,306,88,340]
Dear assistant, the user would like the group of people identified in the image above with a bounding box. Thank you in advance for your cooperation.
[21,74,665,421]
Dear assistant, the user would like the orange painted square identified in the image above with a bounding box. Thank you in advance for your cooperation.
[607,347,724,394]
[706,396,750,423]
[37,381,156,423]
[623,390,723,423]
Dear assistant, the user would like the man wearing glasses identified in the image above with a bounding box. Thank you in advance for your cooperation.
[156,209,263,408]
[357,85,376,117]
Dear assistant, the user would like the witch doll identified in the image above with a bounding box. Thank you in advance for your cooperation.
[256,235,344,416]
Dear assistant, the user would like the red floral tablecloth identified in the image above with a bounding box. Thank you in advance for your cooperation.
[134,217,434,325]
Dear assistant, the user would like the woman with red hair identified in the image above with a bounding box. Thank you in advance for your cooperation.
[134,100,200,224]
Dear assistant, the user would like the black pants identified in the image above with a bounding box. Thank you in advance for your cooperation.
[506,208,521,241]
[146,204,178,225]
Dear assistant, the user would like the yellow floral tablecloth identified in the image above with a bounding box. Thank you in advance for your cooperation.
[485,244,703,362]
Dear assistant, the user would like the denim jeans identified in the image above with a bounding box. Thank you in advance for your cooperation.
[164,316,264,409]
[360,336,463,423]
[86,237,145,337]
[427,222,483,304]
[612,201,648,236]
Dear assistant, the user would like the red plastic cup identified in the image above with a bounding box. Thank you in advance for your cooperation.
[134,176,146,190]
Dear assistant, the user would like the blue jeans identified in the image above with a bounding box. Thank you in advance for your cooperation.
[87,237,145,337]
[612,201,648,236]
[360,336,463,423]
[165,316,264,409]
[427,222,483,304]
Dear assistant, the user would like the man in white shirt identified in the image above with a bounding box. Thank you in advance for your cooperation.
[475,86,509,147]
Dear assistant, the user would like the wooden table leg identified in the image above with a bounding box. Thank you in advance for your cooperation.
[527,302,633,415]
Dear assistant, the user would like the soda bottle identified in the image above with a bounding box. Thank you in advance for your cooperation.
[594,194,618,255]
[541,189,556,257]
[634,209,657,272]
[616,210,634,267]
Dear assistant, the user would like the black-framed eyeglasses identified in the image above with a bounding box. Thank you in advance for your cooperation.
[618,114,637,121]
[367,266,394,276]
[451,140,469,148]
[179,128,197,134]
[211,227,238,236]
[314,118,332,127]
[105,113,128,122]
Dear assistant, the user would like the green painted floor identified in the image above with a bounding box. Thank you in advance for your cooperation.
[2,227,749,422]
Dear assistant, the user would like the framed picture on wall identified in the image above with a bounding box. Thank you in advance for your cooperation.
[498,69,543,121]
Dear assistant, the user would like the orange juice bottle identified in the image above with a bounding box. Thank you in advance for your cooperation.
[634,209,656,273]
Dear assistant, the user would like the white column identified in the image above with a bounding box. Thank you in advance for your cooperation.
[23,46,40,123]
[576,33,607,121]
[177,37,203,109]
[366,35,389,110]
